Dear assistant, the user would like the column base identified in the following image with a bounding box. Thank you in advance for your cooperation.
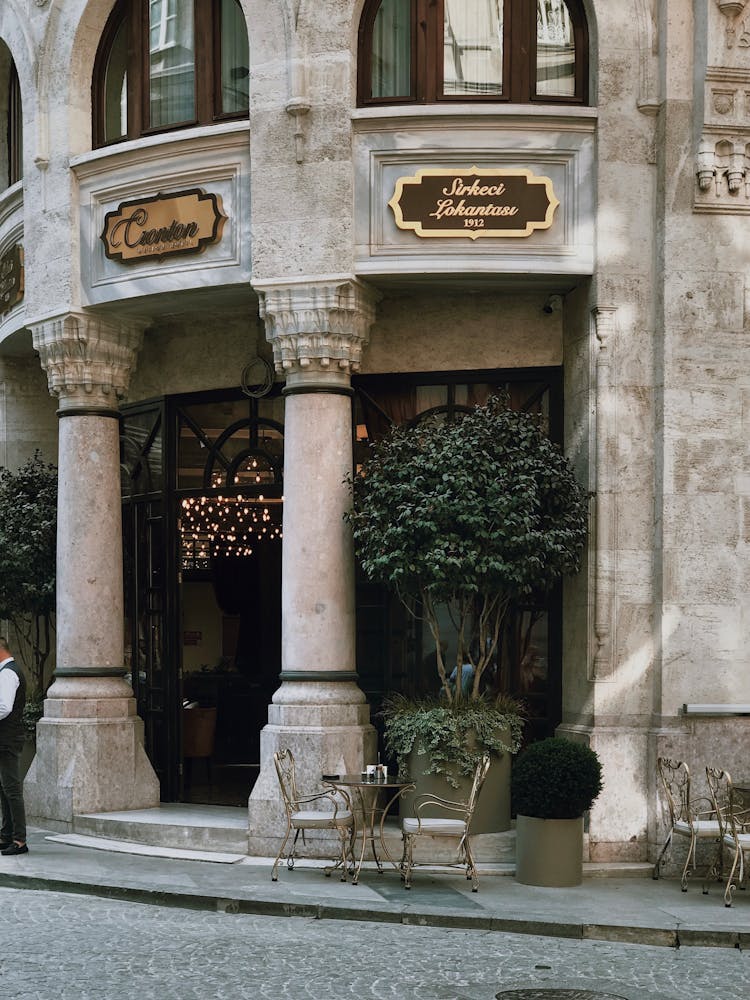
[25,712,160,830]
[247,684,377,857]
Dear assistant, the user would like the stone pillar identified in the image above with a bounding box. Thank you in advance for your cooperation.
[247,279,379,854]
[24,312,160,829]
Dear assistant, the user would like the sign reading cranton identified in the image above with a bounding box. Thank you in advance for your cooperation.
[101,188,227,263]
[389,167,559,239]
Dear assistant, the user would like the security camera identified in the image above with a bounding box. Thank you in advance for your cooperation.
[543,294,563,314]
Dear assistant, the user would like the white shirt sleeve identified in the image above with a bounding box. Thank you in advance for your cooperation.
[0,669,19,721]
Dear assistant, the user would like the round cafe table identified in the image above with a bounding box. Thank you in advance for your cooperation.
[323,774,415,885]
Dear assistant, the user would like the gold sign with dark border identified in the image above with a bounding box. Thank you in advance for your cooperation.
[101,188,227,264]
[389,167,559,240]
[0,244,23,315]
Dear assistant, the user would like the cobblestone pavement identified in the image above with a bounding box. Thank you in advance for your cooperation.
[2,886,748,1000]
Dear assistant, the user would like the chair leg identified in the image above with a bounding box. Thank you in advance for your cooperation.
[271,819,293,881]
[652,829,673,880]
[462,834,480,892]
[724,846,741,907]
[680,832,696,891]
[337,828,349,882]
[288,828,301,871]
[401,833,413,889]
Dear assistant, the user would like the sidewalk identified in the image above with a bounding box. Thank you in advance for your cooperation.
[1,827,749,949]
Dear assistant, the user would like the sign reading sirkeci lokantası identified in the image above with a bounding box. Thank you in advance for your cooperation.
[388,167,559,239]
[101,188,227,263]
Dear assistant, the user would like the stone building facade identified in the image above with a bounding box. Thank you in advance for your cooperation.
[0,0,748,863]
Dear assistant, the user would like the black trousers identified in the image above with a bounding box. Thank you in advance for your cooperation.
[0,743,26,843]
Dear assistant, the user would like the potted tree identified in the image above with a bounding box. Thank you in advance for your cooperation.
[512,736,603,886]
[347,396,589,832]
[0,453,57,774]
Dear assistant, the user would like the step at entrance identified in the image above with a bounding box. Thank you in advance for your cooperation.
[72,803,249,855]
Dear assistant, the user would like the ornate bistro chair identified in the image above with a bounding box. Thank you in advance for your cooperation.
[271,748,355,882]
[705,767,750,907]
[400,752,492,892]
[653,757,721,890]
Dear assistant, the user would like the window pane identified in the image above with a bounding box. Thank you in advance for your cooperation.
[371,0,411,99]
[220,0,250,114]
[8,61,22,183]
[443,0,503,97]
[103,19,128,143]
[536,0,575,98]
[149,0,195,128]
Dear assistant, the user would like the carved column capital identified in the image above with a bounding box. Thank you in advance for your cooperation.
[255,278,380,377]
[30,312,146,411]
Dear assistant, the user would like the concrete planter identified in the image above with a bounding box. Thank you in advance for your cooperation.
[401,742,511,834]
[514,814,584,886]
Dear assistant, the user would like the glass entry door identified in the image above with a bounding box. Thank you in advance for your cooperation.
[121,400,180,798]
[121,388,285,804]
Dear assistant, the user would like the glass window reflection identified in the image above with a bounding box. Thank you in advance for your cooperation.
[443,0,503,97]
[536,0,575,98]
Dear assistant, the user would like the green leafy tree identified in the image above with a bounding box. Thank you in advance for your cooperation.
[0,453,57,703]
[347,396,588,705]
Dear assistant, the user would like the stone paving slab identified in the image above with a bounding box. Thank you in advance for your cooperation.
[1,827,749,950]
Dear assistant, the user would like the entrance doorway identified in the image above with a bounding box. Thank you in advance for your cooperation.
[121,370,563,802]
[121,388,284,805]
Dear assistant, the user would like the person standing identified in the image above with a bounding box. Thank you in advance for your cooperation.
[0,637,28,855]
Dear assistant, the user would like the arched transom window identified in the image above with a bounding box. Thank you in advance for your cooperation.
[358,0,588,106]
[93,0,249,147]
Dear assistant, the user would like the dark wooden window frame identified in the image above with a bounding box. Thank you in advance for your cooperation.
[93,0,248,149]
[8,59,22,185]
[357,0,589,107]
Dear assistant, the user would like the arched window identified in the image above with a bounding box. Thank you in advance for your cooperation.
[8,60,22,185]
[93,0,249,148]
[358,0,588,107]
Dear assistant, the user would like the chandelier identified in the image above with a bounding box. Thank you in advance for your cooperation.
[180,493,283,566]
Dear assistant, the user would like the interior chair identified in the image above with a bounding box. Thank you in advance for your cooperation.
[182,705,217,788]
[653,757,721,890]
[400,751,491,892]
[705,767,750,907]
[271,748,355,882]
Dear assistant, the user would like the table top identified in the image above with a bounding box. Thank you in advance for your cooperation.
[323,773,413,789]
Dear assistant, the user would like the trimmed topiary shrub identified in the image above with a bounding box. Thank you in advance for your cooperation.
[512,737,603,819]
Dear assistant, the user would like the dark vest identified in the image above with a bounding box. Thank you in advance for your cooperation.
[0,660,26,744]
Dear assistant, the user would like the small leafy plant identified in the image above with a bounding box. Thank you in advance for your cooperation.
[383,693,525,787]
[511,737,603,819]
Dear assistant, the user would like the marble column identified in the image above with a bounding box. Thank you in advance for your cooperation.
[24,312,160,828]
[247,279,379,854]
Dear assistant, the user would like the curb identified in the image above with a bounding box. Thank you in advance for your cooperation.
[0,869,744,949]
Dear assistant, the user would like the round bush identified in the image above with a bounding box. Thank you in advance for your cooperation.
[511,737,603,819]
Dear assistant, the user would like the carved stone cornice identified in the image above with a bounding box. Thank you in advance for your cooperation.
[30,312,145,410]
[256,279,379,375]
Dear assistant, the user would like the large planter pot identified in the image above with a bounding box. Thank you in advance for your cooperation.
[401,743,511,834]
[515,814,584,887]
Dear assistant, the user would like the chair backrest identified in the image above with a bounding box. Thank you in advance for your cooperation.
[274,748,301,816]
[706,766,746,838]
[656,757,691,826]
[465,752,492,820]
